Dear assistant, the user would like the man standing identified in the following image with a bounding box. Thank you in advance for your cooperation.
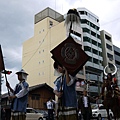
[6,69,29,120]
[78,90,92,120]
[47,97,55,120]
[53,61,78,120]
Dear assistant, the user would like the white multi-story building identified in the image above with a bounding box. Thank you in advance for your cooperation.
[77,8,104,96]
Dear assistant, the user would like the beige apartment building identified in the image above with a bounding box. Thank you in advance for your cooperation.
[22,7,85,90]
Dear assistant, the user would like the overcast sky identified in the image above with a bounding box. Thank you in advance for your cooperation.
[1,0,120,93]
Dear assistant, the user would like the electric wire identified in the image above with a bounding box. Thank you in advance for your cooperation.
[22,29,49,68]
[100,17,120,26]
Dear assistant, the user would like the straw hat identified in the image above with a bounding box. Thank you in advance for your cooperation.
[16,69,28,75]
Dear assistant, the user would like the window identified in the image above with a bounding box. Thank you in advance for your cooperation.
[81,19,89,25]
[49,21,53,27]
[92,40,97,46]
[106,44,112,51]
[99,51,102,56]
[91,31,96,37]
[26,108,38,113]
[114,51,120,56]
[99,105,105,109]
[108,63,114,70]
[88,57,92,62]
[79,11,84,15]
[90,23,96,29]
[105,34,111,42]
[97,34,100,39]
[115,60,120,65]
[107,53,113,61]
[93,58,99,64]
[84,46,91,52]
[83,28,90,33]
[99,60,102,65]
[98,43,101,48]
[31,94,40,100]
[92,49,98,55]
[83,37,91,43]
[96,26,99,30]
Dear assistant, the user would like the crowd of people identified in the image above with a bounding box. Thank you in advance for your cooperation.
[1,62,120,120]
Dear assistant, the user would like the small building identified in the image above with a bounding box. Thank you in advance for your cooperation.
[1,83,55,110]
[28,83,55,109]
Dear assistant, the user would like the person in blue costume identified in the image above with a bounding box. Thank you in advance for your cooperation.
[53,61,78,120]
[6,69,29,120]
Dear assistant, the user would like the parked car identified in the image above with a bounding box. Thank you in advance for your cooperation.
[91,104,113,120]
[36,109,48,118]
[36,109,56,120]
[26,107,46,120]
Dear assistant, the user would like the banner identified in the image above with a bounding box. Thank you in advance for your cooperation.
[50,36,89,76]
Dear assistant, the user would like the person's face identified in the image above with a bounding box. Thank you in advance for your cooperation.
[83,91,87,96]
[17,73,23,81]
[57,65,64,73]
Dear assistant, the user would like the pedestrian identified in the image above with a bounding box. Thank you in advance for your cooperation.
[53,61,78,120]
[1,107,6,120]
[47,97,55,120]
[6,69,29,120]
[78,90,95,120]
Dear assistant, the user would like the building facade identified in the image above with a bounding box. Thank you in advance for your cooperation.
[22,7,85,91]
[100,30,115,72]
[23,7,120,97]
[113,45,120,87]
[113,45,120,69]
[77,8,103,96]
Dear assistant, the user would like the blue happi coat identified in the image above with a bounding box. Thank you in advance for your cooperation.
[54,75,77,107]
[11,80,29,112]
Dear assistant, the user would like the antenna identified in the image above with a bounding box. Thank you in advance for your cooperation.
[62,0,63,13]
[55,0,56,19]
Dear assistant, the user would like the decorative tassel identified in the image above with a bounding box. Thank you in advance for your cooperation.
[65,8,81,35]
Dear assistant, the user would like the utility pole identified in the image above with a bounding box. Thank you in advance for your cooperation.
[98,75,100,96]
[87,73,90,95]
[0,72,1,120]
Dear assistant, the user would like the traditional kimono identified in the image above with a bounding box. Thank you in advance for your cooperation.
[54,75,78,120]
[11,80,29,120]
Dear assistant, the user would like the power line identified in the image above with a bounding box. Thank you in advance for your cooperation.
[101,17,120,26]
[22,29,49,68]
[22,22,60,68]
